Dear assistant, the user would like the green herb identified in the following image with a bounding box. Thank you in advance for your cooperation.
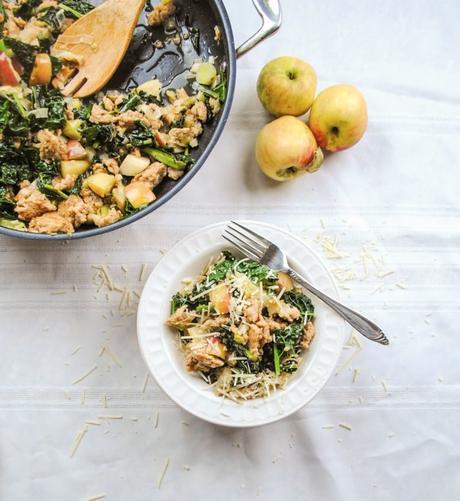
[170,292,188,314]
[195,304,212,314]
[143,147,193,170]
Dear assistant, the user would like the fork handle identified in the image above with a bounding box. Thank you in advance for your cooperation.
[287,268,389,345]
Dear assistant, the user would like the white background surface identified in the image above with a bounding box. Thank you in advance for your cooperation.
[1,0,460,499]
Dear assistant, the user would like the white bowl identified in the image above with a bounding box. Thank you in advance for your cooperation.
[137,221,346,427]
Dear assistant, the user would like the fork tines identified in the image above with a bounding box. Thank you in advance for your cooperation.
[222,221,268,262]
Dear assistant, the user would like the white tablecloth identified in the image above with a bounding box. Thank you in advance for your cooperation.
[1,1,459,499]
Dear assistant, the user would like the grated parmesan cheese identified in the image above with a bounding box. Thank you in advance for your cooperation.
[72,365,98,385]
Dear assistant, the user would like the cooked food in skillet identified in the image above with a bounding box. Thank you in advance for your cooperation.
[0,0,226,234]
[167,251,316,401]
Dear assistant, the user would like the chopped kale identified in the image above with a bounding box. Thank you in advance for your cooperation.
[207,252,235,283]
[3,37,37,79]
[30,85,66,130]
[119,92,141,113]
[283,290,314,322]
[143,147,194,170]
[126,122,155,147]
[234,259,278,285]
[37,173,68,200]
[0,141,33,186]
[0,186,15,219]
[14,0,42,20]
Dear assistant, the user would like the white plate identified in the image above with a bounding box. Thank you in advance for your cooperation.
[137,221,346,427]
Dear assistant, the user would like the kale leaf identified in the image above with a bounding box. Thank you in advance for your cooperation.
[119,92,141,113]
[207,252,235,283]
[234,259,278,285]
[30,85,66,130]
[3,37,36,78]
[0,91,30,136]
[61,0,94,17]
[0,141,33,186]
[14,0,42,20]
[126,122,155,147]
[0,186,15,219]
[283,290,314,322]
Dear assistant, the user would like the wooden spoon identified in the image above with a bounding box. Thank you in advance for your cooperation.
[52,0,145,98]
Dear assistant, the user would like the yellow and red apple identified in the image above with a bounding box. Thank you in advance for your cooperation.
[255,116,324,181]
[308,84,368,151]
[257,56,317,117]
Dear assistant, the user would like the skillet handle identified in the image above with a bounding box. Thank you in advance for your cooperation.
[236,0,282,58]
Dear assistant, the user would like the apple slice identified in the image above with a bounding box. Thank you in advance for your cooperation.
[29,54,52,86]
[209,284,230,314]
[125,181,155,208]
[60,159,90,177]
[63,119,83,140]
[0,52,20,86]
[196,62,217,86]
[137,79,162,97]
[112,187,126,210]
[66,140,87,160]
[87,173,116,198]
[119,154,150,176]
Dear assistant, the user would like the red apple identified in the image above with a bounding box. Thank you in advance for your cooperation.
[308,84,368,152]
[0,52,20,86]
[255,116,324,181]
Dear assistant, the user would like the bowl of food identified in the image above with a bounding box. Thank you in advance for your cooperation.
[137,221,346,427]
[0,0,280,239]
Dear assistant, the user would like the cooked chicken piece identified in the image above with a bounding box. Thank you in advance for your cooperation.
[90,104,114,124]
[57,195,88,228]
[185,336,227,372]
[132,162,167,190]
[52,174,77,191]
[166,305,195,330]
[201,316,229,330]
[300,321,315,349]
[88,207,122,228]
[208,97,221,116]
[244,299,260,323]
[247,323,263,358]
[80,187,104,214]
[35,129,68,161]
[29,212,73,234]
[14,181,56,221]
[102,157,120,175]
[147,0,176,26]
[167,167,184,181]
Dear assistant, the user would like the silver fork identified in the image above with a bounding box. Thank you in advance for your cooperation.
[223,221,389,346]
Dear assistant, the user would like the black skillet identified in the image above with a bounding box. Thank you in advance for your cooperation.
[0,0,281,240]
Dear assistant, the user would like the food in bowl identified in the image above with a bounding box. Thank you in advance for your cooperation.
[0,0,226,234]
[166,251,316,401]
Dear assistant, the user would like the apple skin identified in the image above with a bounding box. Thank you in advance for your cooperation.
[257,56,317,117]
[255,116,324,182]
[308,84,368,152]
